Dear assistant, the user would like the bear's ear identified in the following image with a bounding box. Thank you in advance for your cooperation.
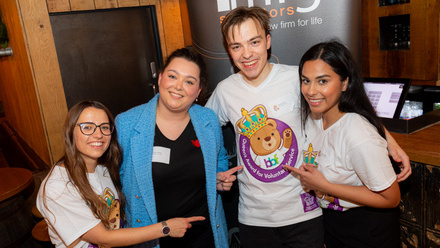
[267,119,277,128]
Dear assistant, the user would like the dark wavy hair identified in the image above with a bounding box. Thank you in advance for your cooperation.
[161,47,208,104]
[42,100,125,228]
[298,40,385,138]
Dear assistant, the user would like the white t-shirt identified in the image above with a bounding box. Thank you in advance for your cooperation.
[36,165,120,247]
[305,113,397,211]
[206,64,322,227]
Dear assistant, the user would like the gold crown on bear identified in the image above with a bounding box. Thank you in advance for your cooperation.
[236,105,268,138]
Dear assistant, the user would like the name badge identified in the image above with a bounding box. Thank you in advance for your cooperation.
[268,94,294,117]
[152,146,171,164]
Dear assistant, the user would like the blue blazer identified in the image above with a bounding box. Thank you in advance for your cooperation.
[115,94,230,248]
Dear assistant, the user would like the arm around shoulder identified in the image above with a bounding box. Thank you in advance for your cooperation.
[384,128,411,182]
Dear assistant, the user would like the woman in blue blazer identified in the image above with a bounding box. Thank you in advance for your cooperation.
[115,48,241,248]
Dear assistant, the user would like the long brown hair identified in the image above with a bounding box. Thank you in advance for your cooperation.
[43,100,125,228]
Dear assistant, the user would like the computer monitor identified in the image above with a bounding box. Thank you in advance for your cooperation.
[363,78,411,119]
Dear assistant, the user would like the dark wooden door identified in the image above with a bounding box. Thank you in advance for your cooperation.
[50,7,161,116]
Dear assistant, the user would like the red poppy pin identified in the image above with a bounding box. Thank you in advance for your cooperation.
[191,140,200,147]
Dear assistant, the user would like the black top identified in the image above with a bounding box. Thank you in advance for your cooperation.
[152,121,214,247]
[152,121,208,219]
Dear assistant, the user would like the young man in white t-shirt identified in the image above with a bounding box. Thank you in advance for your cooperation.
[205,6,411,248]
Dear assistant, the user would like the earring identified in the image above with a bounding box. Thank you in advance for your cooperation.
[195,98,198,102]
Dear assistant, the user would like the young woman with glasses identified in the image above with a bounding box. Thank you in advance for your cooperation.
[36,100,204,248]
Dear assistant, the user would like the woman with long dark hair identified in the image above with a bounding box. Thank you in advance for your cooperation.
[284,41,401,248]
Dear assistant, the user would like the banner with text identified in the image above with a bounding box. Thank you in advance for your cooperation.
[186,0,362,92]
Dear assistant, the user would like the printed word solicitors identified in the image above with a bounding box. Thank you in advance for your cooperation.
[220,6,295,23]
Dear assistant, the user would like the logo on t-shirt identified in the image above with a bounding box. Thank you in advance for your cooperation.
[89,188,121,248]
[101,188,121,230]
[303,143,319,166]
[235,105,298,182]
[302,143,343,211]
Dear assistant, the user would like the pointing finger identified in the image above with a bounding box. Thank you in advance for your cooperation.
[218,166,243,181]
[282,165,306,176]
[225,166,243,176]
[186,216,206,223]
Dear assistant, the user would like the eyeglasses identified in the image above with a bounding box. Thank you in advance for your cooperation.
[77,122,114,136]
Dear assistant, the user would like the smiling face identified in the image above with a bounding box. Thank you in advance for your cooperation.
[227,18,272,87]
[249,119,281,156]
[157,57,202,114]
[301,59,348,125]
[74,107,111,171]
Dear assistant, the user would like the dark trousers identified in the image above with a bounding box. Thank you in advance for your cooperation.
[323,207,400,248]
[239,216,324,248]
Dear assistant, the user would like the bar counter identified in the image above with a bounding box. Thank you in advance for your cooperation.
[390,122,440,166]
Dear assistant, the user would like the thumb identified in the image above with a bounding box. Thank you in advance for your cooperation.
[391,153,402,163]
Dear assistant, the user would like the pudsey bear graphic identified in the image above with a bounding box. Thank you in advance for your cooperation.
[250,118,293,170]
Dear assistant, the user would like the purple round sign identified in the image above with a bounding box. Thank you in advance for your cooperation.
[238,119,298,183]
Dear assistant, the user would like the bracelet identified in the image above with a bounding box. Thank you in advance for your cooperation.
[319,194,326,200]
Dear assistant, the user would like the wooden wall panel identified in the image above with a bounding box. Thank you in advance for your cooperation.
[117,0,140,8]
[95,0,118,9]
[0,0,51,166]
[70,0,95,11]
[425,0,440,83]
[151,1,167,58]
[160,0,184,59]
[179,0,191,47]
[361,0,370,77]
[363,0,440,85]
[18,0,68,164]
[46,0,70,13]
[139,0,156,5]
